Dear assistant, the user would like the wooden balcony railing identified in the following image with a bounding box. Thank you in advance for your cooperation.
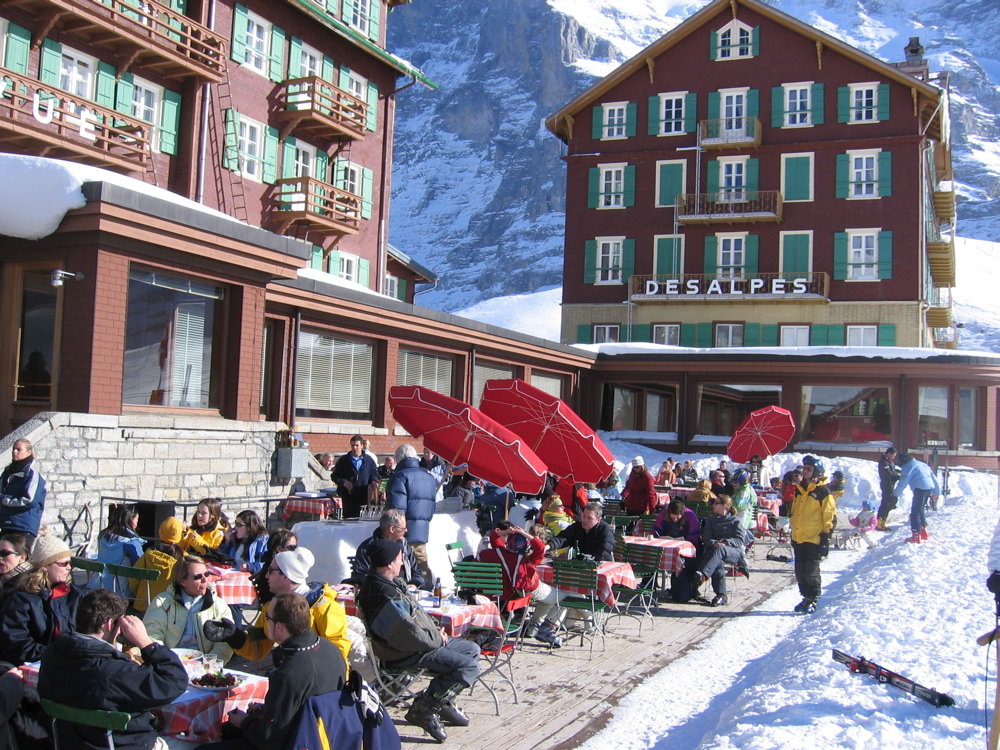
[276,77,367,141]
[927,235,955,287]
[629,271,829,300]
[0,69,149,172]
[271,176,362,237]
[932,326,959,349]
[676,190,782,224]
[12,0,226,81]
[699,116,762,148]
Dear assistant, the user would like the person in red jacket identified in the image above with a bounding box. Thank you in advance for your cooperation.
[553,475,587,522]
[478,522,565,647]
[622,456,657,515]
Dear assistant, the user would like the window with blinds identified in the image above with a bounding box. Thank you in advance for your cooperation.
[295,331,373,418]
[397,349,453,395]
[530,372,563,399]
[473,363,514,407]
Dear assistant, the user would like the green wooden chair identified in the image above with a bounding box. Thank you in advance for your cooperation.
[41,698,132,750]
[613,533,627,563]
[607,515,640,534]
[550,559,608,660]
[636,514,660,536]
[70,556,105,589]
[445,541,467,571]
[103,562,161,614]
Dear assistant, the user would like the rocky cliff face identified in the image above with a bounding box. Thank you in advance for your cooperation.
[386,0,1000,311]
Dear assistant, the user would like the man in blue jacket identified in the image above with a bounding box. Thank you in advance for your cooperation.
[894,453,941,543]
[386,444,440,587]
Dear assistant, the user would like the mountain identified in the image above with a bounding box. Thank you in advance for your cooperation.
[386,0,1000,312]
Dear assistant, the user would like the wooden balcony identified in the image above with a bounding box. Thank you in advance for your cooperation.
[271,176,361,239]
[927,236,956,287]
[629,271,829,301]
[676,190,782,224]
[699,116,761,149]
[932,326,959,350]
[0,69,149,171]
[4,0,226,81]
[932,184,956,220]
[275,77,367,141]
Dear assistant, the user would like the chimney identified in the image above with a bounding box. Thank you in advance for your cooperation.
[905,37,924,64]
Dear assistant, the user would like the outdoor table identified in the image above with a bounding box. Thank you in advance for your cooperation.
[622,536,697,574]
[338,588,503,636]
[280,494,342,521]
[22,662,268,744]
[758,496,782,515]
[667,486,695,498]
[208,568,258,608]
[537,560,636,606]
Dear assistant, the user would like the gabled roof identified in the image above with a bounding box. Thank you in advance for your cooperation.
[388,244,438,283]
[546,0,942,142]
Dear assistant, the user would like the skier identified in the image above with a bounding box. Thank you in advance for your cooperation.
[789,460,836,614]
[893,453,940,543]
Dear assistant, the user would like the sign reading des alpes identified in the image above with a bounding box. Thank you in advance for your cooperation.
[643,277,811,296]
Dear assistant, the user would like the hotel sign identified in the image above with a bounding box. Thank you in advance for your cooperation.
[643,277,811,296]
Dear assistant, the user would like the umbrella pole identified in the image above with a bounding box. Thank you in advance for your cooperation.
[504,484,513,521]
[531,411,560,454]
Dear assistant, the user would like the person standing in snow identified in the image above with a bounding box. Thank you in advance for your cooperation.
[893,453,940,544]
[876,447,901,531]
[789,461,836,614]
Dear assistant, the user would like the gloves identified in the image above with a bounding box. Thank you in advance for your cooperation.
[203,619,247,650]
[988,571,1000,598]
[819,533,831,559]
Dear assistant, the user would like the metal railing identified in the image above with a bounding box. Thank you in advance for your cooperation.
[676,190,782,223]
[699,116,762,148]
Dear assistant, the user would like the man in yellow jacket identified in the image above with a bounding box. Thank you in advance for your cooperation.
[203,547,351,667]
[790,461,836,615]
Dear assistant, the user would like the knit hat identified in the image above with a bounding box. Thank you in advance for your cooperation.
[632,456,645,468]
[368,539,403,569]
[275,547,315,584]
[30,533,71,568]
[545,496,564,513]
[159,517,183,544]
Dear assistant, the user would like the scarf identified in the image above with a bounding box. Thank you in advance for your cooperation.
[0,560,29,587]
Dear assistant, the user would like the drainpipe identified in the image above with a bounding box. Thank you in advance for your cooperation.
[289,309,302,430]
[195,0,217,203]
[376,76,417,294]
[899,374,906,452]
[681,371,689,453]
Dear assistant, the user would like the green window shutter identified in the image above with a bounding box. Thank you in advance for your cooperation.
[332,156,347,190]
[761,324,778,346]
[878,324,896,346]
[397,278,408,301]
[268,25,286,83]
[365,81,378,131]
[592,105,604,140]
[342,0,356,25]
[4,23,31,75]
[747,89,759,118]
[262,126,279,184]
[648,95,661,136]
[327,249,340,275]
[771,86,784,127]
[367,0,380,41]
[835,153,849,199]
[289,37,303,77]
[115,72,135,115]
[315,149,329,182]
[877,83,890,121]
[625,102,637,137]
[321,55,335,83]
[784,156,811,201]
[587,168,600,209]
[746,157,759,197]
[751,26,760,56]
[281,137,297,180]
[837,86,850,123]
[684,93,697,133]
[811,83,824,125]
[39,38,62,86]
[704,235,718,275]
[833,232,848,280]
[709,30,718,60]
[310,245,323,270]
[358,259,370,287]
[631,324,650,343]
[339,65,351,93]
[623,165,636,207]
[696,323,713,348]
[159,89,181,156]
[622,239,636,279]
[583,240,597,284]
[680,324,696,346]
[656,237,679,275]
[782,233,810,278]
[828,325,845,346]
[222,109,240,171]
[878,150,892,197]
[745,235,759,274]
[231,5,248,64]
[706,160,720,196]
[744,322,761,346]
[877,231,893,279]
[360,167,374,219]
[577,325,591,344]
[708,91,720,121]
[95,61,116,108]
[658,162,683,208]
[811,325,828,346]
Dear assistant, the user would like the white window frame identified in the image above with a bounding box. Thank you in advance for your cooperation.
[337,251,360,283]
[847,148,881,199]
[59,46,97,100]
[654,160,686,208]
[717,154,748,202]
[602,101,628,140]
[657,91,687,135]
[715,19,754,60]
[653,324,681,346]
[595,236,624,285]
[846,228,880,281]
[715,323,744,348]
[131,75,164,152]
[778,230,813,275]
[296,40,322,78]
[593,325,620,344]
[236,113,265,182]
[384,275,398,299]
[717,232,747,279]
[846,325,878,347]
[780,325,810,346]
[597,162,626,209]
[0,20,6,63]
[653,233,684,275]
[783,82,813,127]
[780,152,814,203]
[848,82,879,123]
[350,0,373,36]
[242,10,271,77]
[718,87,748,138]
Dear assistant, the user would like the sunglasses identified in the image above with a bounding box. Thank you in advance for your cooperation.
[234,522,246,528]
[52,560,72,568]
[188,573,207,581]
[0,550,21,558]
[712,500,727,505]
[280,544,297,552]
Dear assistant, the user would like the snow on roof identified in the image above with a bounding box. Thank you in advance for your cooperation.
[573,341,1000,360]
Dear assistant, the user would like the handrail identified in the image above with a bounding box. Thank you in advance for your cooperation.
[676,190,782,220]
[274,175,362,232]
[277,76,367,139]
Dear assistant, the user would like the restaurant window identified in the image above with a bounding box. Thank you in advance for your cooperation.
[645,388,677,433]
[398,349,453,396]
[295,331,373,419]
[530,372,563,399]
[801,385,892,444]
[473,362,514,407]
[15,271,58,403]
[602,385,636,431]
[698,384,781,437]
[123,270,224,409]
[917,386,948,447]
[959,388,978,449]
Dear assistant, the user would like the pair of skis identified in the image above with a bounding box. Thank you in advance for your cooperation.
[831,649,955,708]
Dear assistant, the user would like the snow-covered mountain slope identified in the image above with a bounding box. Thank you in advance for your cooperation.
[388,0,1000,311]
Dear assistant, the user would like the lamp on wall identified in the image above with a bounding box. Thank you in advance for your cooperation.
[50,270,84,287]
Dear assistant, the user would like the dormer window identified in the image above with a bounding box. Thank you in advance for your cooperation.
[712,20,758,61]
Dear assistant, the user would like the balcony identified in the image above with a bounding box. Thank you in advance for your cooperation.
[927,235,956,287]
[932,326,959,350]
[699,117,761,149]
[932,182,956,220]
[629,271,829,301]
[271,176,361,238]
[926,288,953,328]
[9,0,226,81]
[0,70,149,171]
[676,190,782,224]
[276,77,367,141]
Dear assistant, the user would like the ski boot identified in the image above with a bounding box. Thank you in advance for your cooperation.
[876,518,889,532]
[405,691,448,743]
[905,532,921,544]
[919,526,929,541]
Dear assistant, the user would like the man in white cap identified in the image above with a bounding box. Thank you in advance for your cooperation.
[203,546,351,667]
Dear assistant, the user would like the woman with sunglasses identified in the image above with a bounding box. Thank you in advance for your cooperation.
[220,510,268,573]
[0,532,32,613]
[251,529,297,605]
[689,494,750,608]
[0,532,83,665]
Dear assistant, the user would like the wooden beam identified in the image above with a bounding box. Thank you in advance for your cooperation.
[816,40,823,70]
[645,57,654,84]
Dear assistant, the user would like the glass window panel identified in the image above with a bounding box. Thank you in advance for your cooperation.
[397,349,453,396]
[473,363,514,407]
[612,385,636,430]
[530,373,563,399]
[698,384,781,437]
[959,388,978,449]
[16,271,57,403]
[295,331,373,418]
[800,385,892,444]
[917,386,949,447]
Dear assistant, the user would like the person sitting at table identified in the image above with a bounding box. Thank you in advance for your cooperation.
[219,510,268,574]
[0,532,84,665]
[446,473,478,510]
[688,478,717,509]
[710,470,734,498]
[143,555,234,663]
[378,455,396,480]
[542,496,574,538]
[691,495,749,608]
[654,459,676,487]
[250,528,297,606]
[679,460,699,484]
[180,498,227,555]
[97,503,145,595]
[653,498,701,547]
[357,539,480,744]
[351,508,424,590]
[718,460,732,485]
[128,517,185,614]
[549,502,615,562]
[622,456,657,515]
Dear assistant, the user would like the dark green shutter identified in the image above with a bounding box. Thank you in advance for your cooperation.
[706,160,720,197]
[746,158,759,198]
[833,232,848,280]
[315,149,329,182]
[680,324,696,346]
[577,325,592,344]
[625,102,637,137]
[622,239,636,279]
[696,323,713,348]
[281,137,297,179]
[811,83,824,125]
[366,81,378,131]
[709,30,718,60]
[630,324,650,343]
[878,325,896,346]
[367,0,380,41]
[744,322,761,346]
[708,91,720,121]
[4,23,30,75]
[878,150,892,196]
[397,278,408,301]
[39,39,62,86]
[95,61,116,108]
[623,165,636,207]
[310,245,323,270]
[835,153,850,199]
[231,5,248,64]
[747,88,759,118]
[837,86,850,123]
[877,83,890,121]
[160,89,181,155]
[648,95,661,135]
[114,72,135,115]
[360,167,374,219]
[658,162,683,208]
[321,55,335,82]
[656,237,680,275]
[771,86,784,127]
[782,234,810,279]
[751,26,760,56]
[592,105,603,140]
[828,325,845,346]
[761,324,778,346]
[288,37,303,77]
[358,259,370,287]
[338,64,351,93]
[811,325,829,345]
[262,126,279,184]
[222,109,240,171]
[268,25,286,83]
[587,167,600,209]
[684,93,697,133]
[745,235,759,274]
[704,236,718,275]
[583,241,598,284]
[332,156,347,190]
[784,156,811,201]
[343,0,356,27]
[877,231,893,279]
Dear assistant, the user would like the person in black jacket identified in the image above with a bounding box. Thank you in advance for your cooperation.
[691,495,749,608]
[876,447,901,530]
[331,435,380,519]
[385,444,440,587]
[350,509,424,589]
[38,588,187,750]
[549,503,615,561]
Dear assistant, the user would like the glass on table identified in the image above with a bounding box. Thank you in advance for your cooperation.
[203,654,222,674]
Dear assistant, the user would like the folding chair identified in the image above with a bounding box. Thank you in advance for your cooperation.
[602,500,622,516]
[550,559,608,659]
[445,541,467,571]
[369,650,428,708]
[70,557,104,588]
[613,533,627,563]
[102,562,161,615]
[636,515,660,537]
[609,543,661,633]
[42,698,131,750]
[607,515,639,535]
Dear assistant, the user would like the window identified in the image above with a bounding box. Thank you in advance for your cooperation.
[593,325,620,344]
[781,153,813,202]
[58,46,96,100]
[784,84,811,126]
[717,233,746,278]
[847,230,878,280]
[655,161,685,208]
[780,325,810,346]
[295,40,321,78]
[801,385,892,443]
[848,149,878,198]
[719,88,747,138]
[472,362,514,407]
[350,0,373,36]
[713,19,757,60]
[337,252,359,283]
[599,164,626,208]
[295,332,373,419]
[530,372,564,398]
[653,324,680,346]
[242,10,270,76]
[332,158,373,219]
[384,275,398,299]
[718,156,747,202]
[917,386,948,446]
[596,238,624,284]
[236,113,265,181]
[658,92,686,134]
[13,269,58,404]
[654,235,683,276]
[849,82,877,122]
[131,76,163,151]
[780,231,812,279]
[715,324,744,348]
[959,388,978,449]
[846,325,877,346]
[602,102,627,139]
[397,349,453,396]
[123,269,224,409]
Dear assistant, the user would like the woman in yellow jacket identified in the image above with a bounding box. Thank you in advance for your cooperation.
[180,498,227,554]
[790,461,836,615]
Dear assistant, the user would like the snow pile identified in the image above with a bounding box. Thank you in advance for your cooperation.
[455,286,563,341]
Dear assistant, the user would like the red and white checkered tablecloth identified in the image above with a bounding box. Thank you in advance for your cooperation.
[339,591,503,636]
[209,568,258,608]
[280,495,341,521]
[758,496,782,515]
[537,560,636,607]
[622,536,697,574]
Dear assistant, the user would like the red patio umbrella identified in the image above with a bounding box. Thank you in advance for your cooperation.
[479,378,615,485]
[388,385,548,495]
[727,405,797,464]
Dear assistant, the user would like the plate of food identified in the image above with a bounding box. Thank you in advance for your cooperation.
[189,671,244,692]
[171,648,204,662]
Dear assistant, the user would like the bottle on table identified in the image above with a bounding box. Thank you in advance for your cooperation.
[433,577,443,607]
